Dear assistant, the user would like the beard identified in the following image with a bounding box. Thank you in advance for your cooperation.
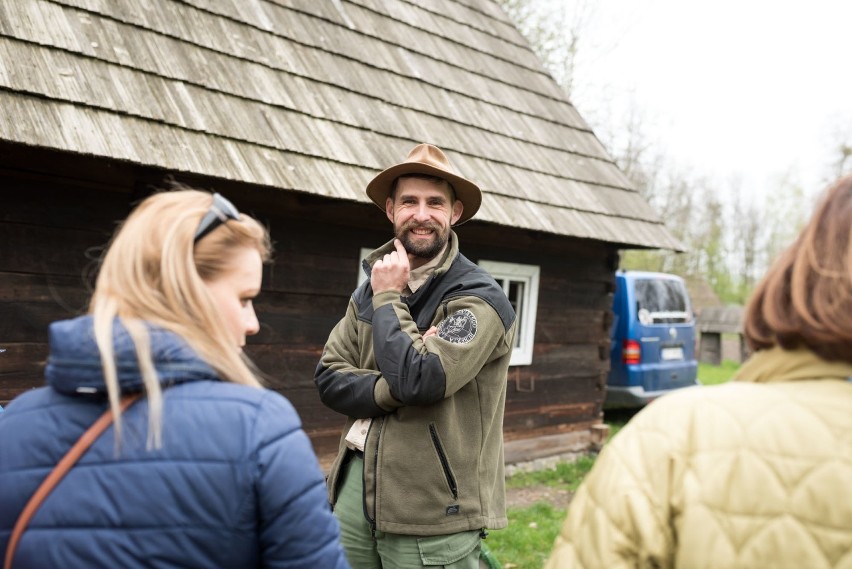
[396,221,449,260]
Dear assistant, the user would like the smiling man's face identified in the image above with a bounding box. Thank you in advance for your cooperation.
[385,176,464,263]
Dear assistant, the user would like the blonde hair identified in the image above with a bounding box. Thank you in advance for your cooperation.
[89,188,272,447]
[744,175,852,362]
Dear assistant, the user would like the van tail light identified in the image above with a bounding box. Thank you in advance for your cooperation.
[622,340,641,364]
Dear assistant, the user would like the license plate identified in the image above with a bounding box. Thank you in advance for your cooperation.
[661,347,684,361]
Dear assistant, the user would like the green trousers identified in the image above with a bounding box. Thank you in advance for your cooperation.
[334,454,482,569]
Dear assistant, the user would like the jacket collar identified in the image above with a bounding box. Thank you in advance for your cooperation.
[733,346,852,384]
[363,230,459,279]
[45,315,217,397]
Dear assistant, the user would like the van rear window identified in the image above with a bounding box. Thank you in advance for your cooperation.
[634,279,691,323]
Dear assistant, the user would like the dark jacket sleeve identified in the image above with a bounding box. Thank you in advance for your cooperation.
[314,298,397,418]
[371,292,446,406]
[371,291,513,406]
[255,392,350,569]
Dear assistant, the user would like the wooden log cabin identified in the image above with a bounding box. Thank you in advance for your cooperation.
[0,0,681,466]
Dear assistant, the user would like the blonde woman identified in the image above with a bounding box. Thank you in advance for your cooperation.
[0,189,349,568]
[544,176,852,568]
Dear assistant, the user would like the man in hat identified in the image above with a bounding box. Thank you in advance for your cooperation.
[315,143,517,568]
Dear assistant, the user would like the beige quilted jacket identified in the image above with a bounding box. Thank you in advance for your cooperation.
[545,347,852,569]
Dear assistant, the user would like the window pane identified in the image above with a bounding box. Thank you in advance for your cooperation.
[478,259,539,367]
[634,278,690,323]
[508,280,524,348]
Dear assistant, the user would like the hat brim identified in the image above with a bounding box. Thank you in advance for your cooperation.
[366,163,482,225]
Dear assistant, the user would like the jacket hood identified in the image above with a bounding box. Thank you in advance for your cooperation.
[46,315,218,396]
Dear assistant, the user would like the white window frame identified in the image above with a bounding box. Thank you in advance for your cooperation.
[478,260,540,366]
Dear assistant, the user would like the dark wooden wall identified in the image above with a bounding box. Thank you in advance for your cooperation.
[459,225,618,446]
[0,147,138,404]
[0,145,617,465]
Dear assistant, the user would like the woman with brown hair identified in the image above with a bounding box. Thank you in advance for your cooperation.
[545,176,852,568]
[0,189,349,568]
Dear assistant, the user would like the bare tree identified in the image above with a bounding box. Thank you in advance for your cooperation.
[728,181,761,303]
[499,0,744,303]
[497,0,596,97]
[760,171,810,270]
[828,118,852,180]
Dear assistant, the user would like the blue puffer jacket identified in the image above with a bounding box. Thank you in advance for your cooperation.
[0,316,349,569]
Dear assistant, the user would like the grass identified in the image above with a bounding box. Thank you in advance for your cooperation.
[505,455,597,492]
[698,359,740,385]
[486,360,740,568]
[487,457,597,568]
[485,503,567,569]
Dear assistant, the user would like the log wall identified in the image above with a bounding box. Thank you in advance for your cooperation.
[0,147,617,464]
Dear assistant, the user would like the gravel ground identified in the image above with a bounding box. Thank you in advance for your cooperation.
[504,451,587,510]
[506,485,574,509]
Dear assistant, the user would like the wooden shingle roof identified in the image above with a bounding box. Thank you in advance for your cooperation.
[0,0,681,249]
[698,306,744,334]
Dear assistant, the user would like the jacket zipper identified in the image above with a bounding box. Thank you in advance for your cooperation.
[363,417,382,539]
[428,422,458,499]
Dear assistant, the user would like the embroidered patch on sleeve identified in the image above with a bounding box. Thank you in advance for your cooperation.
[437,309,478,344]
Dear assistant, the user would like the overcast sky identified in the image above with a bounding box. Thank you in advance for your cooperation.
[558,0,852,202]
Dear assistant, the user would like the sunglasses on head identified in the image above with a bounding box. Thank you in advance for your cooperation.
[194,193,240,243]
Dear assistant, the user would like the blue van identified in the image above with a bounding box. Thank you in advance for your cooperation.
[606,271,698,407]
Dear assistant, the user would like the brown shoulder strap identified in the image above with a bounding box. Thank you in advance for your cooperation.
[4,393,142,569]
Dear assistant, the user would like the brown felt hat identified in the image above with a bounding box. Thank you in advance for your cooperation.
[366,143,482,225]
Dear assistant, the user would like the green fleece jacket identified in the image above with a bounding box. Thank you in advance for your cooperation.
[315,232,516,535]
